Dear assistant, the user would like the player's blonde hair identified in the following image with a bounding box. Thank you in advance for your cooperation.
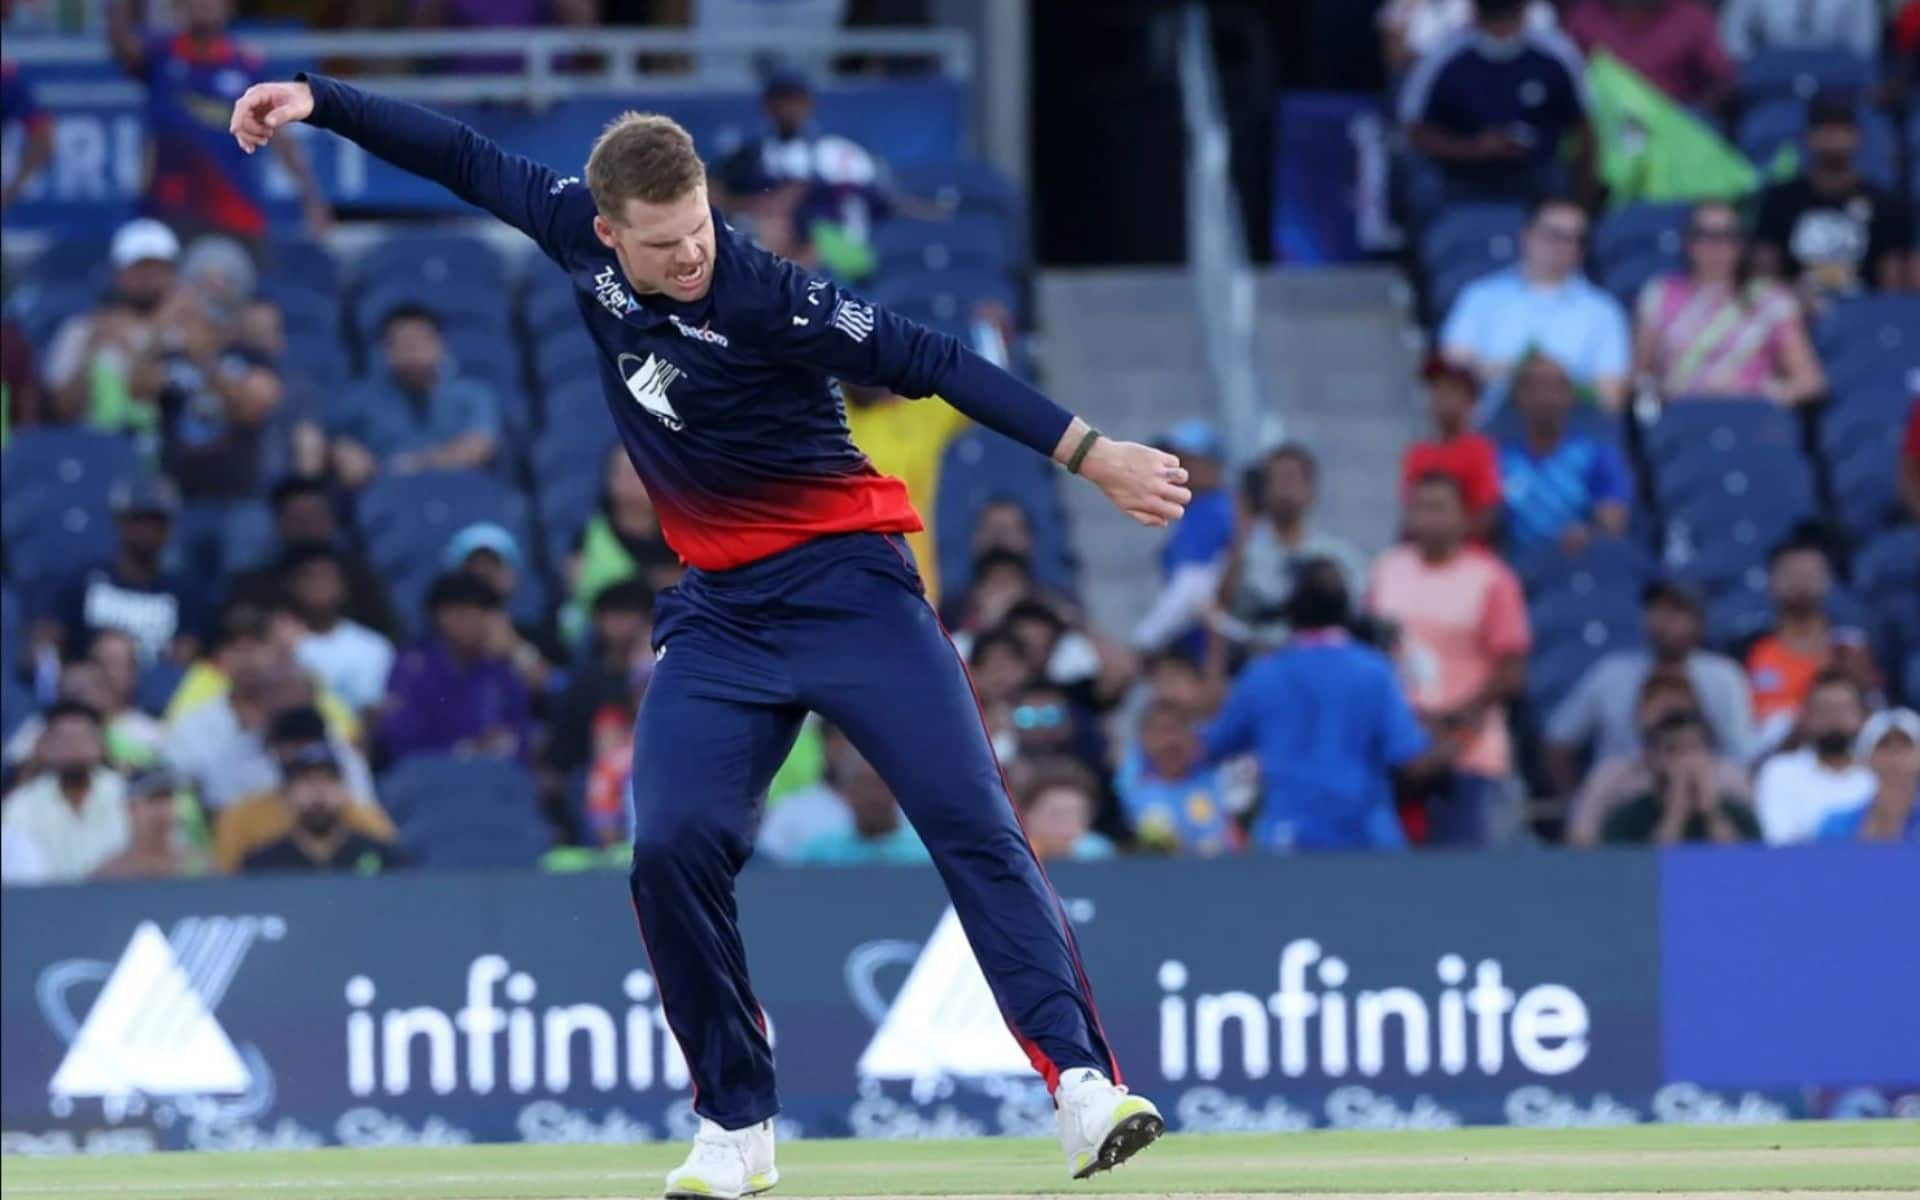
[586,112,706,221]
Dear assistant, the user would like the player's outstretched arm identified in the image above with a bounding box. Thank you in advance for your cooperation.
[229,75,576,258]
[1051,417,1190,529]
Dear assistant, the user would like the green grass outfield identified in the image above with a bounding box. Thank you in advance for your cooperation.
[3,1120,1916,1199]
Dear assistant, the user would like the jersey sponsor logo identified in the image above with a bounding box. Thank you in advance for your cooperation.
[806,279,829,306]
[550,175,581,194]
[617,352,685,430]
[831,298,875,343]
[593,266,639,319]
[668,315,729,347]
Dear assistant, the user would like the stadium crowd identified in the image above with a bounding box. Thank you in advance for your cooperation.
[1,0,1918,885]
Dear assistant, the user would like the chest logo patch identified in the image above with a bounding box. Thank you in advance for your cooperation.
[618,352,685,431]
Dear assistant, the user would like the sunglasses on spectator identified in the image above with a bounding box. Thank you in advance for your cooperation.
[1013,704,1067,731]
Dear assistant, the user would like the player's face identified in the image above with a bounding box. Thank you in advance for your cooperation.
[596,186,717,304]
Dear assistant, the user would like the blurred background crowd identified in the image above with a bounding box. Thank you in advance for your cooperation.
[0,0,1916,886]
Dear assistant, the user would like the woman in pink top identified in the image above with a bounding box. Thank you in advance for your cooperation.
[1632,201,1825,405]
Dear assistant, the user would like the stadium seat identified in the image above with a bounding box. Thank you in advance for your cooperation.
[933,430,1074,598]
[379,752,539,826]
[1417,203,1524,275]
[1527,626,1637,712]
[1820,383,1909,465]
[1855,527,1920,598]
[1598,254,1670,308]
[359,233,505,293]
[1824,344,1920,404]
[1640,398,1797,465]
[264,239,342,296]
[1529,590,1643,650]
[1512,534,1654,598]
[1831,446,1899,536]
[7,279,97,350]
[892,160,1024,219]
[358,472,533,592]
[1816,294,1920,361]
[534,330,602,395]
[872,214,1015,275]
[0,674,35,749]
[524,275,584,339]
[1591,203,1691,269]
[1664,505,1806,592]
[1738,99,1898,189]
[1737,47,1876,103]
[259,280,344,339]
[868,269,1020,326]
[18,239,111,293]
[0,430,139,583]
[353,279,514,346]
[1655,448,1813,515]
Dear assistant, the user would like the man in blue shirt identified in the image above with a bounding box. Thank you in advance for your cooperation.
[1132,419,1235,654]
[1202,558,1432,851]
[329,304,502,489]
[230,75,1182,1191]
[1497,352,1631,554]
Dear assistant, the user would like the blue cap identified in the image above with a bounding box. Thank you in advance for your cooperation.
[1158,419,1224,460]
[443,522,522,572]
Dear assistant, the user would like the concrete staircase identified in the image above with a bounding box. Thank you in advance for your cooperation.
[1034,266,1422,637]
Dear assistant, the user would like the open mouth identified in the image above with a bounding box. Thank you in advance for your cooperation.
[672,262,706,291]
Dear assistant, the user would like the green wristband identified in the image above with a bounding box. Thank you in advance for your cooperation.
[1066,428,1102,475]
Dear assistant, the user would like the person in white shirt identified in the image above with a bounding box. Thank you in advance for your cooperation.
[1720,0,1880,60]
[0,703,130,883]
[284,542,394,714]
[1753,671,1877,844]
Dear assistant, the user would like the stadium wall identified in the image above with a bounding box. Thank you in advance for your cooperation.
[2,846,1914,1155]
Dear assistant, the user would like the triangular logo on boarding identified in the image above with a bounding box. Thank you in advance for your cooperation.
[618,352,685,431]
[857,908,1031,1081]
[50,921,252,1099]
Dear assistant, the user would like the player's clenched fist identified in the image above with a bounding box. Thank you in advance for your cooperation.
[1080,437,1192,528]
[229,81,314,154]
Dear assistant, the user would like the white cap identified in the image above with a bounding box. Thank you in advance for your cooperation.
[1857,708,1920,761]
[109,218,181,269]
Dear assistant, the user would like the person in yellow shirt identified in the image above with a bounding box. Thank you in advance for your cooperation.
[165,592,362,745]
[842,382,969,604]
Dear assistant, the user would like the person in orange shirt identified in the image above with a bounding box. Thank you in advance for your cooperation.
[1744,531,1877,738]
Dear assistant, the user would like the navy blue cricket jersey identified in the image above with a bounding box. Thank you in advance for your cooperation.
[301,75,1073,571]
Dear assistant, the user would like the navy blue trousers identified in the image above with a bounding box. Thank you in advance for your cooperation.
[626,533,1117,1128]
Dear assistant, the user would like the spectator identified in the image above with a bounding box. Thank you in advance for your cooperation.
[1017,758,1116,861]
[91,767,198,879]
[1633,201,1825,404]
[1754,670,1876,842]
[1565,0,1734,110]
[791,737,930,866]
[284,542,395,715]
[970,497,1036,562]
[1817,708,1920,842]
[1599,711,1761,844]
[233,476,399,639]
[545,580,655,785]
[166,659,336,811]
[1001,599,1134,712]
[158,336,286,579]
[2,316,54,440]
[1441,196,1632,409]
[564,445,678,646]
[1754,94,1916,302]
[1566,668,1755,844]
[1398,0,1591,210]
[1401,355,1502,538]
[969,627,1038,726]
[0,703,128,883]
[380,573,533,765]
[1369,474,1532,843]
[1745,531,1872,729]
[210,704,385,871]
[1379,0,1558,76]
[1496,352,1631,554]
[1,637,165,771]
[1547,581,1756,792]
[1134,421,1237,654]
[1206,559,1430,851]
[41,219,182,435]
[230,297,328,484]
[106,0,330,240]
[164,591,362,742]
[1901,399,1920,523]
[1217,445,1367,650]
[239,743,406,873]
[329,304,501,490]
[0,56,53,211]
[1116,698,1240,856]
[843,382,968,603]
[445,522,564,687]
[1720,0,1881,59]
[953,548,1039,638]
[1005,679,1094,771]
[41,475,205,666]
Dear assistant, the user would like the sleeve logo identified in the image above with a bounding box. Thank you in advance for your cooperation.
[831,299,874,343]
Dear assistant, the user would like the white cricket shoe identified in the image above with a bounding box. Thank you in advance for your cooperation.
[663,1117,778,1198]
[1055,1067,1166,1179]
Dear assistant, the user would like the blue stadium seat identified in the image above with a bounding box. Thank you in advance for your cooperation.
[1906,649,1920,708]
[1737,48,1875,103]
[1417,203,1524,274]
[0,674,36,749]
[1816,294,1920,361]
[1527,626,1637,712]
[934,430,1073,598]
[1592,203,1691,269]
[1664,504,1807,592]
[1655,448,1813,515]
[360,233,505,292]
[872,214,1015,275]
[1855,527,1920,599]
[353,280,513,346]
[542,377,611,433]
[1529,591,1643,650]
[0,585,21,671]
[18,240,111,293]
[1824,343,1920,404]
[892,160,1024,219]
[8,279,98,350]
[1820,383,1909,465]
[0,430,139,584]
[1705,585,1776,651]
[258,280,343,339]
[1738,99,1898,189]
[1513,534,1654,598]
[357,474,538,632]
[380,752,538,824]
[1640,398,1797,465]
[868,270,1020,327]
[265,238,341,295]
[1599,254,1671,308]
[4,503,119,588]
[1831,445,1899,536]
[524,274,584,339]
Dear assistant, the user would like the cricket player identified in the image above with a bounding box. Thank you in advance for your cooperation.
[230,74,1185,1197]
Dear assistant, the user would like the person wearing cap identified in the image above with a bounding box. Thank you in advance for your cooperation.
[1546,579,1754,797]
[1753,92,1916,301]
[1753,669,1878,843]
[39,474,206,666]
[379,573,534,767]
[1131,421,1235,654]
[212,704,387,872]
[91,768,201,879]
[1816,709,1920,843]
[238,743,405,874]
[329,303,502,491]
[40,219,184,433]
[107,0,330,240]
[446,521,566,689]
[284,541,395,715]
[1401,354,1501,539]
